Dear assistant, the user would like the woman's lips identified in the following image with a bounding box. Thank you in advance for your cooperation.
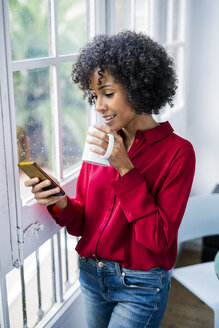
[104,114,116,125]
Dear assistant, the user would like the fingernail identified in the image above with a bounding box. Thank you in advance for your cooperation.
[46,180,51,185]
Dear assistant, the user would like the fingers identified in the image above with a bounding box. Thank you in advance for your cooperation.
[87,136,108,152]
[24,177,39,187]
[88,130,108,144]
[88,124,118,151]
[34,185,61,200]
[93,124,118,137]
[36,195,66,206]
[24,177,64,206]
[32,179,51,193]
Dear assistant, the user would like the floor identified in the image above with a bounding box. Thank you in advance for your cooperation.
[161,247,214,328]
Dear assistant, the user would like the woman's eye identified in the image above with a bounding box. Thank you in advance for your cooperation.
[105,93,114,97]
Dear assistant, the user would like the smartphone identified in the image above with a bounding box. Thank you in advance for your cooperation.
[18,162,65,196]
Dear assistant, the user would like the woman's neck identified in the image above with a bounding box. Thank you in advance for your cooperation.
[122,114,158,138]
[121,114,158,151]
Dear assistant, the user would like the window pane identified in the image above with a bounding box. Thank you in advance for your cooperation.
[6,267,23,328]
[58,0,87,54]
[8,0,49,60]
[171,46,184,107]
[38,240,53,315]
[6,240,54,328]
[172,0,181,41]
[24,253,39,327]
[15,67,55,199]
[160,46,183,118]
[60,229,79,292]
[114,0,130,34]
[135,0,150,34]
[60,63,87,173]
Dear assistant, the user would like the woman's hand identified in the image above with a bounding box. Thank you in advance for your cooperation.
[87,124,134,176]
[24,177,68,209]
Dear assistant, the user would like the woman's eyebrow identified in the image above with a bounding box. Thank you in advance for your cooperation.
[98,84,113,90]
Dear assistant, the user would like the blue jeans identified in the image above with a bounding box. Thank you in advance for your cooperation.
[79,257,170,328]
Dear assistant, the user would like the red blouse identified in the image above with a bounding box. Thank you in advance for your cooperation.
[48,122,195,271]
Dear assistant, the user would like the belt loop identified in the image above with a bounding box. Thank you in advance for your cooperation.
[115,262,122,276]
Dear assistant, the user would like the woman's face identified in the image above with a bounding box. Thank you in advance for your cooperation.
[89,69,137,131]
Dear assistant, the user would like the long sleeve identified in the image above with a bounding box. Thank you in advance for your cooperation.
[111,147,195,254]
[47,163,90,236]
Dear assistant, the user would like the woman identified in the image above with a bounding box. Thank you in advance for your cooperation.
[25,31,195,327]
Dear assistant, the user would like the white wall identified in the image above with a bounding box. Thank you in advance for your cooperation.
[186,0,219,195]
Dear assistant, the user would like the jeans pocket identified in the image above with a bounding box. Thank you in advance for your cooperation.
[121,272,161,291]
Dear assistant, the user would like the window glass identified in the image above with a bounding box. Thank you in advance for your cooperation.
[160,46,183,118]
[166,0,181,42]
[8,0,49,60]
[135,0,150,33]
[60,63,87,173]
[15,67,54,199]
[38,239,54,315]
[6,240,54,328]
[60,229,79,292]
[6,267,23,328]
[58,0,86,54]
[171,46,184,107]
[24,252,39,327]
[172,0,180,41]
[114,0,130,33]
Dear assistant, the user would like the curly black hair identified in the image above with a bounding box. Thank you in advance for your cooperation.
[72,31,177,115]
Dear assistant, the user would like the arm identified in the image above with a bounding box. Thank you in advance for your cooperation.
[47,163,90,236]
[111,148,196,253]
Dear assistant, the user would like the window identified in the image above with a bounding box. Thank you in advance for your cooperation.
[6,229,78,328]
[9,0,88,201]
[6,0,88,257]
[157,0,187,124]
[108,0,187,130]
[0,0,89,326]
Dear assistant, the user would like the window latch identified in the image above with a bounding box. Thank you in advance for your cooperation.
[17,222,44,244]
[14,223,44,269]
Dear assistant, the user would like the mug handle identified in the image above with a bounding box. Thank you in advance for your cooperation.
[101,134,114,159]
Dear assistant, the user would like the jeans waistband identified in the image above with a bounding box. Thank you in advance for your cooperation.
[79,257,169,278]
[79,257,123,275]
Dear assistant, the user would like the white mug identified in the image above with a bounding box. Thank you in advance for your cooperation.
[82,126,114,167]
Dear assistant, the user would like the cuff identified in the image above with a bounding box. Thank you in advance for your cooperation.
[111,168,157,223]
[47,196,73,226]
[111,168,145,197]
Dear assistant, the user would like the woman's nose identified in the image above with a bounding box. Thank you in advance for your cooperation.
[95,99,107,113]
